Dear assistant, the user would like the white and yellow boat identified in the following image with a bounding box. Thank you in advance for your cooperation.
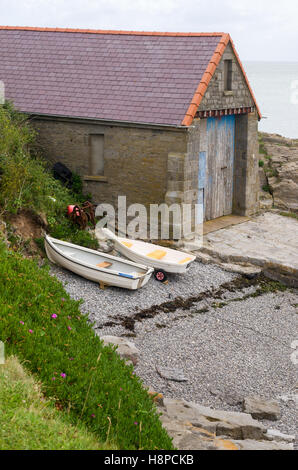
[100,228,196,282]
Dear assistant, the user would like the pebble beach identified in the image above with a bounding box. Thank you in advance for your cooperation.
[51,261,298,438]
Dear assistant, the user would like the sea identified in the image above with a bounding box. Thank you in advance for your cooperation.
[244,61,298,139]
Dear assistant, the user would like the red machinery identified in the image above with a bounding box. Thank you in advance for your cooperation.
[67,201,96,230]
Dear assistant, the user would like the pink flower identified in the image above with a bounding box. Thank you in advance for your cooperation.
[51,314,57,319]
[61,298,66,302]
[67,326,72,331]
[20,321,24,325]
[51,377,56,381]
[69,357,74,361]
[67,316,72,320]
[134,422,138,426]
[60,373,66,378]
[91,414,95,418]
[28,329,33,334]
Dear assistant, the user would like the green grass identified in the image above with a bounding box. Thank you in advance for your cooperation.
[0,243,173,450]
[0,356,115,450]
[280,211,298,221]
[265,167,278,178]
[262,184,273,194]
[258,134,268,156]
[258,134,273,162]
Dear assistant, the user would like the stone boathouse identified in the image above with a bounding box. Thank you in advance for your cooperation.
[0,27,261,235]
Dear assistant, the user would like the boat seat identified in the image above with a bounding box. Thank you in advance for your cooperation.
[179,257,193,264]
[122,241,133,248]
[96,261,113,268]
[146,249,167,260]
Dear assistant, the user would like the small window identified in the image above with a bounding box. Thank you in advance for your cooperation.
[224,60,233,91]
[89,134,104,176]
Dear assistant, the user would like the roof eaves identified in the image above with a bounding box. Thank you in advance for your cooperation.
[27,111,186,130]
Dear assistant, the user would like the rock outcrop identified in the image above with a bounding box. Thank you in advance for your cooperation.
[156,397,293,451]
[259,133,298,213]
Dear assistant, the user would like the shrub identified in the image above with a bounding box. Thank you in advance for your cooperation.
[0,244,173,450]
[0,103,72,216]
[265,168,278,178]
[0,102,98,250]
[0,101,35,157]
[49,219,98,250]
[262,184,273,194]
[259,160,264,168]
[71,173,92,203]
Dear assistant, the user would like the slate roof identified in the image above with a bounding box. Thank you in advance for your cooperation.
[0,27,260,126]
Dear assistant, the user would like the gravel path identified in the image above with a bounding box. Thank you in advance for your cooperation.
[51,261,298,438]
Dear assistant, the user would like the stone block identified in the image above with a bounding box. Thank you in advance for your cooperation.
[99,335,140,366]
[243,396,281,421]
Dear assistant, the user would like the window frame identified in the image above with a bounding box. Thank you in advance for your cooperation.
[89,133,105,176]
[84,133,107,182]
[224,59,233,92]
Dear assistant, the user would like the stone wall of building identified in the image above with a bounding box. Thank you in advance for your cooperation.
[198,42,255,112]
[233,111,260,216]
[245,111,260,215]
[32,118,187,210]
[164,119,201,237]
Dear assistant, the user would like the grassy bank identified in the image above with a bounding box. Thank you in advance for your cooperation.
[0,243,173,450]
[0,102,173,449]
[0,356,114,450]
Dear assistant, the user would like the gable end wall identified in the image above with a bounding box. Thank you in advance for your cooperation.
[198,42,255,112]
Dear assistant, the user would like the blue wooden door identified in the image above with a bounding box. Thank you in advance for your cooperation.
[204,115,235,220]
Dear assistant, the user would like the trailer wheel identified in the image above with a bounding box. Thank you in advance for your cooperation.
[154,270,168,283]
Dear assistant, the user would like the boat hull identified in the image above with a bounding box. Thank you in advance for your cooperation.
[113,240,193,273]
[98,229,196,274]
[45,236,153,290]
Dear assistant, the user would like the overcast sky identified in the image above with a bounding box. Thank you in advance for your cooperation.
[0,0,297,62]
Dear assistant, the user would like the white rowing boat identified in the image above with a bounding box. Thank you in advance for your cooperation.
[99,228,196,281]
[44,235,153,290]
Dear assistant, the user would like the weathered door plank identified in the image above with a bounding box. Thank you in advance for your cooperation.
[204,115,235,220]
